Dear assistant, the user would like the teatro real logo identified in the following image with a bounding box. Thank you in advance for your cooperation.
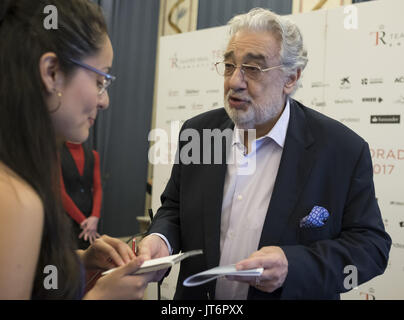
[169,52,211,70]
[370,115,400,124]
[170,53,179,69]
[370,25,404,47]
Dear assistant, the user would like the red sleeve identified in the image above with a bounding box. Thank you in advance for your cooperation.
[60,170,86,224]
[90,150,102,218]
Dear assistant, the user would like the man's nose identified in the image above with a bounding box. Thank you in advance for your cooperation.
[228,66,247,90]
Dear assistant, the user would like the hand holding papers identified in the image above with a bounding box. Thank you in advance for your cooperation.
[183,264,263,287]
[102,249,203,276]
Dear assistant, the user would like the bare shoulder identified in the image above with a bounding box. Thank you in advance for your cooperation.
[0,162,44,299]
[0,163,44,221]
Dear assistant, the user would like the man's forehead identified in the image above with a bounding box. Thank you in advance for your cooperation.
[224,31,280,61]
[224,51,268,62]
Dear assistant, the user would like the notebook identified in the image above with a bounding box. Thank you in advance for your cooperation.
[101,249,203,276]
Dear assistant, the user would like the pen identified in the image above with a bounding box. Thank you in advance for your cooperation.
[132,237,137,256]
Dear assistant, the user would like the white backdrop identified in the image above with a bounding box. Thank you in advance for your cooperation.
[150,0,404,300]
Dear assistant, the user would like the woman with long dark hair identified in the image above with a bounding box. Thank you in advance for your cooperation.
[0,0,153,299]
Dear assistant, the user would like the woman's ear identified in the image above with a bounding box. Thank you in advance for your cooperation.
[283,68,301,95]
[39,52,64,94]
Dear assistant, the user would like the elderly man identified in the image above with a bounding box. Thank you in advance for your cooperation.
[139,8,391,300]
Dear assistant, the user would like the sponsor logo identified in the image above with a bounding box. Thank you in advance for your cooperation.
[370,115,400,124]
[311,81,329,88]
[168,90,179,97]
[399,222,404,228]
[191,103,203,110]
[339,77,351,89]
[167,105,186,110]
[394,95,404,104]
[361,77,383,85]
[185,89,199,96]
[359,292,376,300]
[360,287,376,300]
[210,102,219,108]
[394,76,404,83]
[340,118,360,123]
[335,99,354,104]
[311,98,326,107]
[390,201,404,206]
[362,97,383,103]
[392,243,404,249]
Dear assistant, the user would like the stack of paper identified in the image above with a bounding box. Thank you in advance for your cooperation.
[183,265,263,287]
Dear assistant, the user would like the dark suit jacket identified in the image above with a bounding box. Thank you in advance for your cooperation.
[148,99,391,300]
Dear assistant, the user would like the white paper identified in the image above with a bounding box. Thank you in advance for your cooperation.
[101,250,203,276]
[183,264,263,287]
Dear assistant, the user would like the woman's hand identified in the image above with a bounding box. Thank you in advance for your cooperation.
[78,235,135,270]
[79,216,100,244]
[83,257,155,300]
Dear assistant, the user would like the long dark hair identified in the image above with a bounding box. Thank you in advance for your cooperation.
[0,0,107,299]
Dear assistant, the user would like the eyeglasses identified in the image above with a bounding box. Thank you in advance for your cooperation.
[69,58,116,95]
[214,61,283,81]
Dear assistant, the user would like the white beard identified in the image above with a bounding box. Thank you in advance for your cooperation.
[224,91,284,130]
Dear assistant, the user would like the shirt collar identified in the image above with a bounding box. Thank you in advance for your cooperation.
[233,99,290,148]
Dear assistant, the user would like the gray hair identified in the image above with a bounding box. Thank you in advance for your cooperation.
[227,8,308,96]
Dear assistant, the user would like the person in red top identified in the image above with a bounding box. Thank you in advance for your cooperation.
[61,141,102,249]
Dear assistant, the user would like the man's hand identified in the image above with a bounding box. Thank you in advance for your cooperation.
[137,234,170,282]
[227,246,288,293]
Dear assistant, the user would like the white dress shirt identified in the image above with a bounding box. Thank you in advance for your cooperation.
[215,100,290,300]
[153,100,290,299]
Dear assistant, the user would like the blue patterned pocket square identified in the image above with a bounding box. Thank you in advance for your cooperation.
[300,206,330,228]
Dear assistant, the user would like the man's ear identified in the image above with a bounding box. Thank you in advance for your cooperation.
[39,52,64,94]
[283,68,301,95]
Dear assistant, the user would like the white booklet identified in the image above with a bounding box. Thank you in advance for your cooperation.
[101,249,203,276]
[183,264,263,287]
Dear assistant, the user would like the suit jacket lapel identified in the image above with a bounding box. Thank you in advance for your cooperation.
[202,117,234,269]
[259,100,316,247]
